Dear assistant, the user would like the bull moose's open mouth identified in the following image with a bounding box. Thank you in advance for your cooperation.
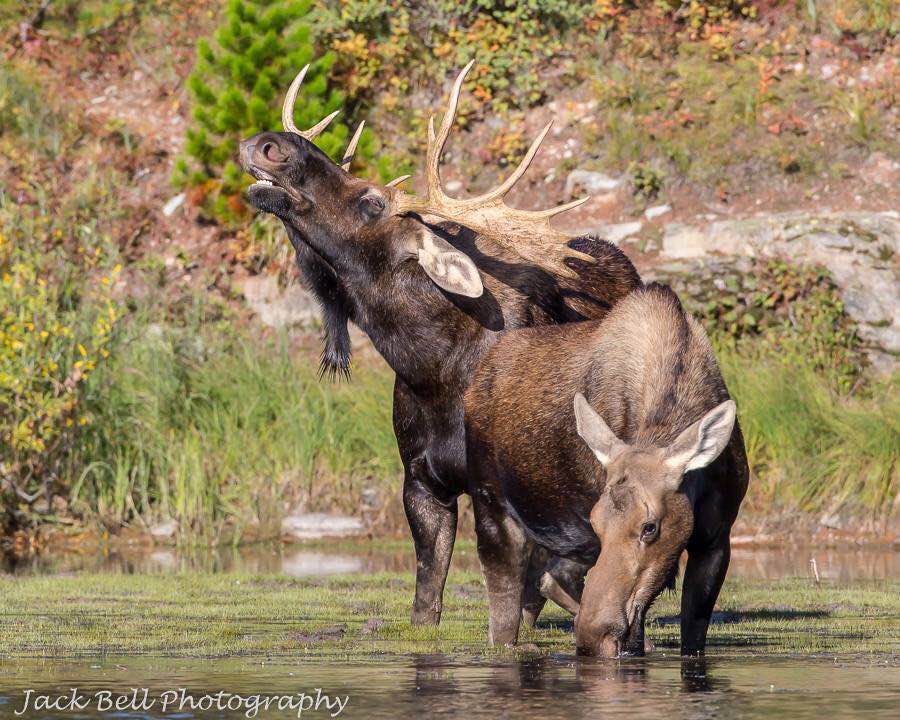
[244,161,313,210]
[245,164,282,192]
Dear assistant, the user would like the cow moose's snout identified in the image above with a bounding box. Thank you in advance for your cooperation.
[575,615,630,658]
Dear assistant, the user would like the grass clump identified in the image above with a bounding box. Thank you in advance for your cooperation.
[0,570,896,658]
[720,349,898,518]
[69,321,401,543]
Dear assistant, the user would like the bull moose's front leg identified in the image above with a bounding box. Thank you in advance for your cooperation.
[472,490,529,646]
[680,537,730,655]
[403,467,458,626]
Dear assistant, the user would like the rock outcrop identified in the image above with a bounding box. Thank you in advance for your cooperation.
[656,211,898,373]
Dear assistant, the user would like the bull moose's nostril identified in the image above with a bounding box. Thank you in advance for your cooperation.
[262,142,283,163]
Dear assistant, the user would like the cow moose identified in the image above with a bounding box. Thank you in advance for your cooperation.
[465,283,749,655]
[239,62,642,627]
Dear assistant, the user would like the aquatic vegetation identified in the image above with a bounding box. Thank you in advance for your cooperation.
[719,348,898,518]
[0,570,896,658]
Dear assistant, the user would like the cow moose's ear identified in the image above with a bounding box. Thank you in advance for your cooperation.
[664,399,736,475]
[574,393,627,467]
[416,229,484,298]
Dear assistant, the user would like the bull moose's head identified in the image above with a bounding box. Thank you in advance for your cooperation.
[572,394,736,657]
[239,62,595,321]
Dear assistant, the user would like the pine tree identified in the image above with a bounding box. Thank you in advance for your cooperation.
[174,0,363,223]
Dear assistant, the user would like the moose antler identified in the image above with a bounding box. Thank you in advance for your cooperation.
[283,67,366,174]
[388,61,593,278]
[341,121,365,171]
[282,64,340,140]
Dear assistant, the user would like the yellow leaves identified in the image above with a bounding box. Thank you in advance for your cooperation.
[332,32,369,62]
[1,227,123,470]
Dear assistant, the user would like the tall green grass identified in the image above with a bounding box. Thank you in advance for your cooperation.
[71,323,400,543]
[60,316,897,542]
[719,348,898,517]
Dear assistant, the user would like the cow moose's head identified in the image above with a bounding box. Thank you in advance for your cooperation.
[572,394,736,657]
[239,62,595,310]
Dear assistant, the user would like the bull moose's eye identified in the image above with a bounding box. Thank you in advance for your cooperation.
[359,192,385,220]
[640,521,659,543]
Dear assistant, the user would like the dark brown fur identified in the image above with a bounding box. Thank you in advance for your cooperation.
[238,131,641,627]
[465,283,749,654]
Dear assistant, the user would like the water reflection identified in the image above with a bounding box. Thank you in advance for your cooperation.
[0,654,896,720]
[2,542,896,581]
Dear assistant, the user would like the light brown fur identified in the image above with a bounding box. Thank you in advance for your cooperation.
[465,283,748,655]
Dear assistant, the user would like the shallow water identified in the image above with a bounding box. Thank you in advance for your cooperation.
[0,654,896,720]
[3,543,897,581]
[1,545,897,718]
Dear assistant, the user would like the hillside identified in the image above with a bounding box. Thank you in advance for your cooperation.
[0,1,896,551]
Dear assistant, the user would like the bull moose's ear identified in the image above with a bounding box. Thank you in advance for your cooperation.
[574,393,627,467]
[416,229,484,298]
[664,399,736,475]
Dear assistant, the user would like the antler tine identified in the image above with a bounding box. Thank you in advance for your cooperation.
[385,174,411,187]
[281,64,309,135]
[282,64,340,140]
[341,121,365,171]
[469,120,553,205]
[389,62,595,279]
[533,196,591,217]
[425,60,475,197]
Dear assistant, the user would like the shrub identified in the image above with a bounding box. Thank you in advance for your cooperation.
[321,0,594,114]
[0,199,122,525]
[174,0,368,224]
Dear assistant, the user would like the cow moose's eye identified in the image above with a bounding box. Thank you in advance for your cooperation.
[640,521,659,543]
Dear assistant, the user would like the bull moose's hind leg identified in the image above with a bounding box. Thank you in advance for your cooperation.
[473,493,529,646]
[680,538,730,655]
[404,470,458,626]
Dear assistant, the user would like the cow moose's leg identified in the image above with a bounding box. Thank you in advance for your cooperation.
[680,537,730,655]
[473,494,529,646]
[523,552,589,625]
[521,546,550,628]
[404,470,458,626]
[539,572,582,616]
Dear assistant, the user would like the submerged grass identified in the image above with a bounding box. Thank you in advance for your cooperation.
[0,570,896,659]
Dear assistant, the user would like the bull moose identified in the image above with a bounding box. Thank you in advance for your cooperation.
[239,62,641,627]
[465,283,749,655]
